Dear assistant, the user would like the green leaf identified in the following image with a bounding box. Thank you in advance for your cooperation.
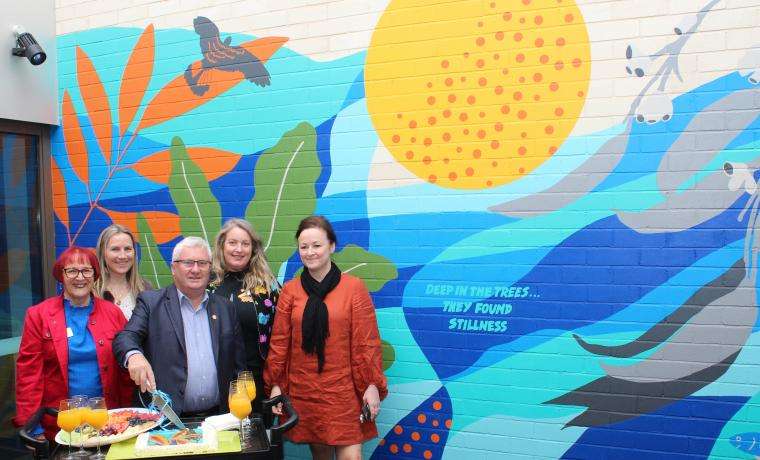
[137,213,173,288]
[295,244,398,293]
[381,339,395,372]
[168,136,221,242]
[245,122,320,275]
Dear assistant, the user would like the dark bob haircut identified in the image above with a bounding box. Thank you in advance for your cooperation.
[295,215,337,245]
[52,246,101,283]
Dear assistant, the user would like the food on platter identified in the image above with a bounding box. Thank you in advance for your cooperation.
[56,408,162,447]
[134,424,218,457]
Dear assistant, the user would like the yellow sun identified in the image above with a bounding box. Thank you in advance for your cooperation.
[365,0,591,189]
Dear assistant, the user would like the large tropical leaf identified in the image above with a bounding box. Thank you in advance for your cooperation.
[167,137,221,241]
[143,211,182,244]
[76,47,114,165]
[119,24,155,139]
[137,213,172,288]
[61,91,89,186]
[50,156,70,236]
[332,244,398,292]
[131,147,240,184]
[245,122,320,274]
[137,37,288,131]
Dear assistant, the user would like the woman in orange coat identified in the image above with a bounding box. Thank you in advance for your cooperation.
[265,216,388,460]
[13,246,135,440]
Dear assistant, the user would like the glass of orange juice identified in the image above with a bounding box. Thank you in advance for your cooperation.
[57,399,81,460]
[228,380,252,448]
[71,395,89,457]
[87,397,108,460]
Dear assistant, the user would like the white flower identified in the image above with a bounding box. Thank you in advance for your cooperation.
[635,92,673,124]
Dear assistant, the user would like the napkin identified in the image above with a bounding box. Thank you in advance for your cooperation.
[203,413,240,431]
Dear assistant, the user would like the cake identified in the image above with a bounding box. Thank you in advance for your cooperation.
[133,423,218,457]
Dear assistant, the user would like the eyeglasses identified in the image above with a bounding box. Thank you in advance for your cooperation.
[63,268,95,279]
[173,259,211,269]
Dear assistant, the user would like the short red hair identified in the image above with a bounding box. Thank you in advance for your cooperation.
[52,246,100,283]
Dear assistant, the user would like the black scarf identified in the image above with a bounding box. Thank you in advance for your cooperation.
[300,262,341,373]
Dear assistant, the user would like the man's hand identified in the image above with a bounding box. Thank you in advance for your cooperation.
[127,353,156,393]
[363,384,381,421]
[269,385,283,415]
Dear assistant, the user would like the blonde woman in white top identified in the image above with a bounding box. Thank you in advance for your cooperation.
[94,224,150,319]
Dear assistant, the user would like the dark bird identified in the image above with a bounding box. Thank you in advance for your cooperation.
[184,16,271,96]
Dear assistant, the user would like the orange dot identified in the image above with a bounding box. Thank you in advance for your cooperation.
[441,60,449,68]
[516,53,525,62]
[502,68,509,75]
[448,94,456,103]
[572,58,582,67]
[403,444,412,453]
[476,59,485,68]
[423,155,431,165]
[427,96,436,105]
[424,138,432,147]
[513,32,523,42]
[463,51,469,58]
[549,82,559,91]
[478,77,488,86]
[432,401,442,410]
[443,109,451,118]
[519,167,525,174]
[456,146,462,153]
[431,433,441,443]
[426,82,433,88]
[513,91,522,101]
[473,149,482,158]
[461,76,466,82]
[477,130,486,139]
[392,134,400,143]
[556,37,566,46]
[501,104,510,114]
[463,128,469,135]
[565,13,574,22]
[424,451,432,460]
[533,73,543,82]
[467,95,476,104]
[518,146,527,155]
[534,37,544,47]
[577,90,584,97]
[445,77,453,86]
[495,85,504,95]
[545,125,554,134]
[486,180,493,186]
[396,113,403,119]
[411,137,416,143]
[521,131,527,138]
[491,140,500,149]
[409,120,417,128]
[476,37,485,46]
[540,54,549,64]
[394,425,403,435]
[494,122,503,131]
[522,0,531,4]
[534,94,540,101]
[554,107,564,116]
[489,2,495,8]
[493,53,500,60]
[449,172,457,181]
[465,167,474,176]
[390,444,399,454]
[492,160,498,167]
[477,21,484,27]
[503,12,512,21]
[428,116,437,125]
[432,419,439,427]
[519,17,526,23]
[549,145,558,154]
[459,112,468,121]
[445,419,452,428]
[495,31,504,40]
[555,61,564,70]
[411,432,421,441]
[518,110,527,119]
[428,175,437,183]
[405,150,414,159]
[519,76,526,83]
[442,132,451,142]
[534,15,543,25]
[479,111,486,118]
[443,157,450,164]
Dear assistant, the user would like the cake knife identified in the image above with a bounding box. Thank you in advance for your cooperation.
[151,389,186,429]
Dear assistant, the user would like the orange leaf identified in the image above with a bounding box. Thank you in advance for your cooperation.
[131,147,240,184]
[143,211,181,244]
[137,37,288,131]
[119,24,155,139]
[50,156,70,230]
[98,207,138,235]
[77,47,114,165]
[61,91,89,185]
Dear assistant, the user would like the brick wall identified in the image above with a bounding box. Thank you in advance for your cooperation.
[51,0,760,458]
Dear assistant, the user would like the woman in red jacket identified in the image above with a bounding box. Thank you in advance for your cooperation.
[13,246,135,440]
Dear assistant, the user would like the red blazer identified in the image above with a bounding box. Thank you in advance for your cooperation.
[13,295,136,440]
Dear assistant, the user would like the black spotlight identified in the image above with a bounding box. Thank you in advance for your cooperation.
[12,31,46,66]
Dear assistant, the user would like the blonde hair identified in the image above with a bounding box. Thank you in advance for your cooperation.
[94,224,146,297]
[211,218,276,292]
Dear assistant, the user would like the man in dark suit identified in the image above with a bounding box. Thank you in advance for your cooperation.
[113,236,245,416]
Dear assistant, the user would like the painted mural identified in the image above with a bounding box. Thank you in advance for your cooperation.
[51,0,760,458]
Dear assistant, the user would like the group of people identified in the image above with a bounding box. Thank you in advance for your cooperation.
[13,215,388,459]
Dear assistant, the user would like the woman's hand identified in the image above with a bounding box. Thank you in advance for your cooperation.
[363,384,381,421]
[269,385,283,415]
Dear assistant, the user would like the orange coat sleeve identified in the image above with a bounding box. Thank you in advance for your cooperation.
[349,278,388,401]
[264,282,294,395]
[13,308,45,427]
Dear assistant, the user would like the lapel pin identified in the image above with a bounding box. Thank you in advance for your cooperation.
[212,314,217,320]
